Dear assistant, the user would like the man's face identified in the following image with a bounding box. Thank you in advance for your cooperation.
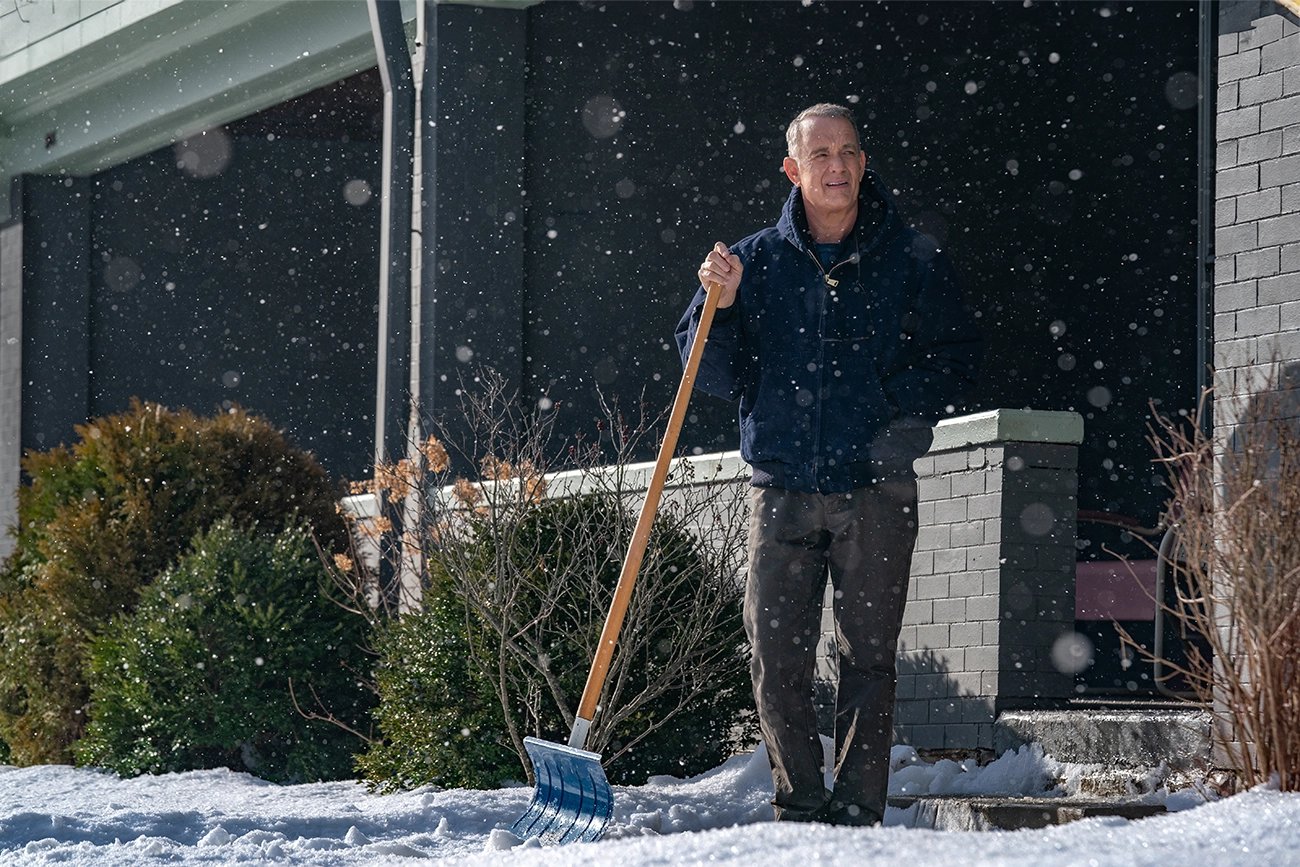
[782,116,867,220]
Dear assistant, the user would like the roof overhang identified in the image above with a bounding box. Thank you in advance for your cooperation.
[0,1,377,191]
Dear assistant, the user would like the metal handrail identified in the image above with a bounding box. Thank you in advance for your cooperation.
[1076,509,1163,537]
[1152,522,1198,699]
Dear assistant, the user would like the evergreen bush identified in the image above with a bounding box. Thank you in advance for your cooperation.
[75,519,372,782]
[356,487,754,791]
[0,400,348,764]
[355,574,518,791]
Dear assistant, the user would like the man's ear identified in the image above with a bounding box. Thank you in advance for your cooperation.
[782,156,801,186]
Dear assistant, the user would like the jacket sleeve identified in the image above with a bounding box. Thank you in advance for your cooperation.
[881,249,983,421]
[675,285,746,402]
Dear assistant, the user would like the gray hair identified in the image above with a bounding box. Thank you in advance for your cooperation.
[785,103,861,158]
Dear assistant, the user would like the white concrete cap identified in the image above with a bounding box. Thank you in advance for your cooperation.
[929,409,1085,452]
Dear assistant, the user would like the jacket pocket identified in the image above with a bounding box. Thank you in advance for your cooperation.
[740,349,817,465]
[817,344,892,468]
[869,415,934,472]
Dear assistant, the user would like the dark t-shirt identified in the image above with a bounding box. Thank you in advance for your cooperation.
[815,243,839,272]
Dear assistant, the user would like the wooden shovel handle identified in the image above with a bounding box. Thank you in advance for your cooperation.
[573,281,725,731]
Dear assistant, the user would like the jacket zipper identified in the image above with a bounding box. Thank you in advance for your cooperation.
[814,279,828,483]
[805,247,857,485]
[806,248,858,288]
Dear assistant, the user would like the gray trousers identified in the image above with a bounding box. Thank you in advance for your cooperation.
[745,482,917,825]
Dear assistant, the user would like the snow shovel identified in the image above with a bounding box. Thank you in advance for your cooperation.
[509,280,726,845]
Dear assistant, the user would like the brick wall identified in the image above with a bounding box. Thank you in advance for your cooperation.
[1215,1,1300,413]
[1212,0,1300,771]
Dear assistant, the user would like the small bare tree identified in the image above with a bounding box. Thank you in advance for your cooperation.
[333,371,754,786]
[1140,360,1300,790]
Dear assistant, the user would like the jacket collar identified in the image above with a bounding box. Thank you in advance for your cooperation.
[776,169,897,255]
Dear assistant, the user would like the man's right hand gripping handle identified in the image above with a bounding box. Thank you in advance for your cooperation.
[697,241,742,309]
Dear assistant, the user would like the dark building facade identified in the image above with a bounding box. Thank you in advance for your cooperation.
[6,0,1300,744]
[6,1,1205,513]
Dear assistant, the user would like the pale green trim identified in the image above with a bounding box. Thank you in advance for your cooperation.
[0,1,375,172]
[1,1,144,69]
[929,408,1085,451]
[0,1,378,222]
[0,0,541,222]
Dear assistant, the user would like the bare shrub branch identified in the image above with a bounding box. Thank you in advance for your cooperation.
[1131,359,1300,789]
[289,678,376,745]
[338,370,754,786]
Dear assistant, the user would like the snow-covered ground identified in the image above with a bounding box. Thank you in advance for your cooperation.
[0,743,1294,866]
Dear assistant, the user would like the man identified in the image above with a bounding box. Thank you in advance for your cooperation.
[676,103,981,826]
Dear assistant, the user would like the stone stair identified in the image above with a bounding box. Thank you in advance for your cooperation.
[994,705,1214,770]
[888,703,1216,830]
[888,794,1166,831]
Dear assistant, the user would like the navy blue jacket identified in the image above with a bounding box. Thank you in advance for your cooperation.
[675,172,982,493]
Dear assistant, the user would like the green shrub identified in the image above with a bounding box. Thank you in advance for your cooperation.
[75,519,372,782]
[355,575,519,792]
[358,491,754,791]
[0,400,348,764]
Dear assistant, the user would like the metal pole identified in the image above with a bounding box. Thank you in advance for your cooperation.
[367,0,414,469]
[410,0,425,424]
[418,0,439,421]
[366,0,415,614]
[1196,0,1217,435]
[396,0,431,613]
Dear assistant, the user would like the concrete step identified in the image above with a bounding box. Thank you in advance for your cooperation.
[994,707,1214,770]
[888,794,1167,831]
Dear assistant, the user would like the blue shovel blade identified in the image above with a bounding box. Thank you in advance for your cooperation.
[510,737,614,844]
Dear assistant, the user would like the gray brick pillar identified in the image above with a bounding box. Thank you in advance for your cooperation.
[895,409,1084,752]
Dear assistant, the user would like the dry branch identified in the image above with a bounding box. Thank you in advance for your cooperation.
[1134,360,1300,789]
